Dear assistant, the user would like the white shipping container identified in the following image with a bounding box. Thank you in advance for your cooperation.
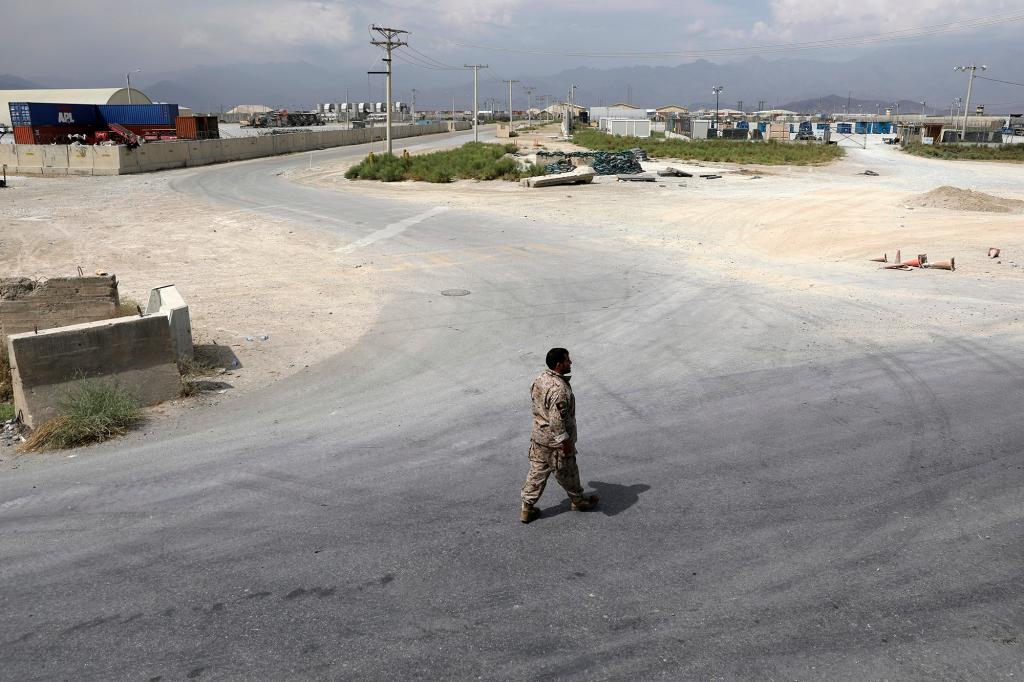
[607,118,651,138]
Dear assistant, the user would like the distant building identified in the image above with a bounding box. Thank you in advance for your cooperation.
[227,104,272,115]
[655,105,689,121]
[590,103,645,122]
[0,87,152,128]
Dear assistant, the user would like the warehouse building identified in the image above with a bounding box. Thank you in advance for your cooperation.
[0,88,152,128]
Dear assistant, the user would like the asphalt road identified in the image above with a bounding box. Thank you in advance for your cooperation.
[2,129,1023,681]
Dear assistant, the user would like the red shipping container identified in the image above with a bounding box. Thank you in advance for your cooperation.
[14,125,97,144]
[175,116,198,140]
[13,126,34,144]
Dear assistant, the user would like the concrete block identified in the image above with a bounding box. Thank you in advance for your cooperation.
[8,314,181,428]
[15,145,44,174]
[145,284,193,362]
[0,144,17,170]
[41,146,70,176]
[67,144,96,175]
[92,146,124,174]
[0,276,119,341]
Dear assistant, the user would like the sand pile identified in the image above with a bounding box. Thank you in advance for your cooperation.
[912,186,1024,213]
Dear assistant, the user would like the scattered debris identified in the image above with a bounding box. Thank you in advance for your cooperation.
[522,166,596,188]
[657,167,693,178]
[617,174,657,182]
[989,247,1001,258]
[441,289,471,297]
[869,254,888,263]
[536,151,642,175]
[881,263,912,271]
[700,174,722,180]
[923,258,955,271]
[859,170,880,176]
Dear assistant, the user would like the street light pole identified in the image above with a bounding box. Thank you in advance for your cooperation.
[126,69,141,104]
[954,63,986,141]
[464,64,488,142]
[712,85,724,132]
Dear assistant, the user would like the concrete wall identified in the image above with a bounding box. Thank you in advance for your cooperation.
[0,276,119,341]
[146,285,193,362]
[2,122,472,176]
[7,314,181,427]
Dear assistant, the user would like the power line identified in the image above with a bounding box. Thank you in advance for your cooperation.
[419,10,1024,59]
[976,75,1024,88]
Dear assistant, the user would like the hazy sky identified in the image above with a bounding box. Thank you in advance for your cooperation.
[7,0,1024,81]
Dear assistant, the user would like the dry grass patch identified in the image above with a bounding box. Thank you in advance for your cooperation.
[20,379,142,452]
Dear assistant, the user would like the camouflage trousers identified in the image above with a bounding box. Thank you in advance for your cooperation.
[521,441,583,505]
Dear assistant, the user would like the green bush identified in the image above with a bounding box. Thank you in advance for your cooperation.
[903,143,1024,161]
[21,379,142,451]
[572,129,844,165]
[0,402,13,422]
[346,142,536,183]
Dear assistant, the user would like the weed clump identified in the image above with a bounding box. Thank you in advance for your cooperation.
[346,142,543,183]
[571,129,844,165]
[0,343,11,404]
[903,143,1024,162]
[20,379,142,451]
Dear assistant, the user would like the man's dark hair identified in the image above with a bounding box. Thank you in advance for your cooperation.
[546,347,569,369]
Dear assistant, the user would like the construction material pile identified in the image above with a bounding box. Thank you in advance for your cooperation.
[544,159,575,174]
[537,151,643,175]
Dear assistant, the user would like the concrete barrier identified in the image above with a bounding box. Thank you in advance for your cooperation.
[1,276,119,341]
[15,145,44,174]
[67,144,96,175]
[7,314,181,428]
[4,122,473,176]
[92,146,123,175]
[0,144,17,170]
[145,284,193,362]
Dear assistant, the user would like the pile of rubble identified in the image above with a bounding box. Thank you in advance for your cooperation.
[537,151,644,176]
[2,418,26,448]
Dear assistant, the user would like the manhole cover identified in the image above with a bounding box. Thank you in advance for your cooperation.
[441,289,471,297]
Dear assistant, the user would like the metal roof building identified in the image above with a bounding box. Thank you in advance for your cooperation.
[0,88,152,127]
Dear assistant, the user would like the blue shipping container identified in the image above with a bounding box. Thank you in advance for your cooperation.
[98,104,179,125]
[8,102,100,127]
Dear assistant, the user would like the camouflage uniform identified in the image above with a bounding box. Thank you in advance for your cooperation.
[522,368,584,505]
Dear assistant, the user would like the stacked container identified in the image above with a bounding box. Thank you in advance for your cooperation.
[9,102,101,144]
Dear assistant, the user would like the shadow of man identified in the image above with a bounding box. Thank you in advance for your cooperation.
[587,481,650,517]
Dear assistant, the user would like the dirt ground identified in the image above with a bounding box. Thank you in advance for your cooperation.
[3,124,1023,427]
[0,171,380,420]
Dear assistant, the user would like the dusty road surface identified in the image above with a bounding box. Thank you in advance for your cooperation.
[2,129,1023,680]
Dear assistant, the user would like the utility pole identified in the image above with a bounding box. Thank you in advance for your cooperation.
[411,88,417,121]
[954,63,986,140]
[524,86,535,126]
[464,64,488,142]
[369,25,408,154]
[712,85,724,130]
[504,79,520,123]
[452,96,456,123]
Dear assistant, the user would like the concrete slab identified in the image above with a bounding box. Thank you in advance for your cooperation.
[145,284,193,363]
[8,314,180,427]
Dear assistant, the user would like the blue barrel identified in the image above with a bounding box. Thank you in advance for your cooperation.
[736,120,749,129]
[8,102,100,127]
[98,104,179,125]
[758,122,767,133]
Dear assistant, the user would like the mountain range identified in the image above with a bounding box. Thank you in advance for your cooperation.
[5,38,1022,115]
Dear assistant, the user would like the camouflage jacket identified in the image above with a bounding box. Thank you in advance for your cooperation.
[531,369,576,449]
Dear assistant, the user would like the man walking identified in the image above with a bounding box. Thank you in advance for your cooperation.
[520,348,599,523]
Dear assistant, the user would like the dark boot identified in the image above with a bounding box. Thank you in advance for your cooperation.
[571,494,600,511]
[520,502,540,524]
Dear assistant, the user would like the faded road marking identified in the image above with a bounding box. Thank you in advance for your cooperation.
[335,206,449,254]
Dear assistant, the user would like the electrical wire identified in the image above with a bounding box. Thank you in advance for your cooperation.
[418,10,1024,59]
[975,75,1024,88]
